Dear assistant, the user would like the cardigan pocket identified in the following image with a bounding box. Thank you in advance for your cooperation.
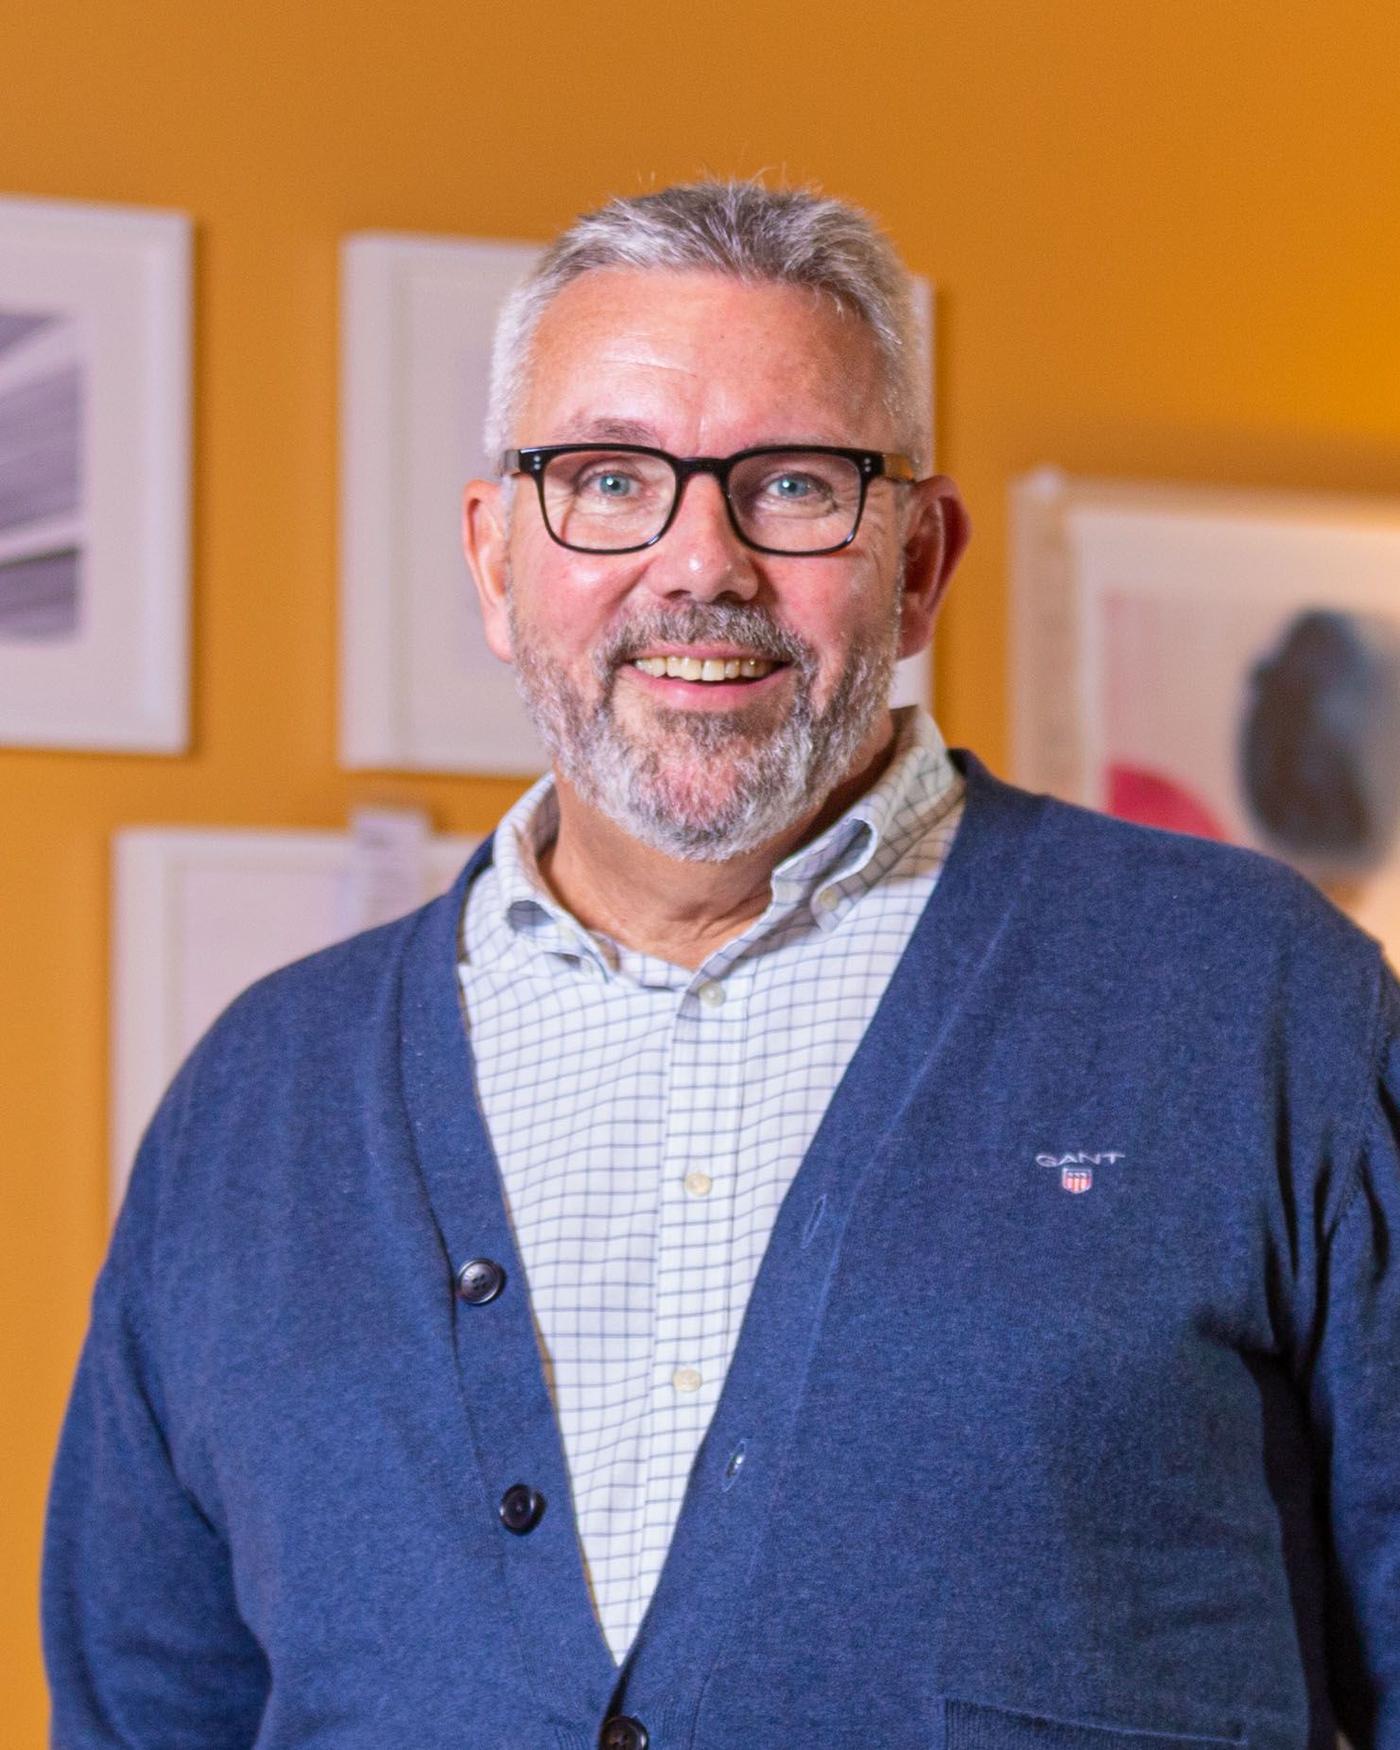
[942,1698,1245,1750]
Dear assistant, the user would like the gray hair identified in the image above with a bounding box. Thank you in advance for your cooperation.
[483,179,930,473]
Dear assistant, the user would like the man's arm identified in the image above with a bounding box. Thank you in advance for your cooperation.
[1308,967,1400,1748]
[41,1086,268,1747]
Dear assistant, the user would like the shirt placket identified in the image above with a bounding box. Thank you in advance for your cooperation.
[630,954,750,1641]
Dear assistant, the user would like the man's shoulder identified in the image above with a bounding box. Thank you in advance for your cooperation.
[1037,783,1319,893]
[1019,780,1383,994]
[958,755,1382,997]
[180,875,468,1090]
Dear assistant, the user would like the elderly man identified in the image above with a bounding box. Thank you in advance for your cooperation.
[44,183,1400,1749]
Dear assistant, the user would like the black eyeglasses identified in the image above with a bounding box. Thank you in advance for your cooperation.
[501,443,918,556]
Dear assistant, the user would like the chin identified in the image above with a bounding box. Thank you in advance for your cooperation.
[640,758,750,823]
[594,751,816,863]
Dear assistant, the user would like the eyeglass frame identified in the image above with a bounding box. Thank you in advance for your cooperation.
[499,442,920,557]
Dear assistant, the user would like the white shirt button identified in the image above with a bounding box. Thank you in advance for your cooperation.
[697,980,725,1008]
[684,1171,713,1197]
[816,886,841,912]
[672,1366,703,1393]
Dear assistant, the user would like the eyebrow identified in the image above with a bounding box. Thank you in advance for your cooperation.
[550,416,665,445]
[539,416,855,451]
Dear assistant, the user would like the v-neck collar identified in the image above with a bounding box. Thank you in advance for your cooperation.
[395,749,1051,1731]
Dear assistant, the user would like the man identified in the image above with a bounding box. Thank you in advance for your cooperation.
[44,182,1400,1749]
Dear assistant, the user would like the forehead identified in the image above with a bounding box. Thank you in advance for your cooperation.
[516,267,889,448]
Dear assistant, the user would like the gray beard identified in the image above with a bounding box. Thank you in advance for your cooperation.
[508,591,901,862]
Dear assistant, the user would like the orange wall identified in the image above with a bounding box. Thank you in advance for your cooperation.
[3,0,1399,1733]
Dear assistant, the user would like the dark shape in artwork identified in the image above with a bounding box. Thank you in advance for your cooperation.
[1239,608,1400,878]
[0,310,58,357]
[0,362,83,534]
[0,305,85,643]
[0,549,81,639]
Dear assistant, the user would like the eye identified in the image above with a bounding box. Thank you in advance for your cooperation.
[767,472,820,500]
[754,467,839,512]
[577,465,640,499]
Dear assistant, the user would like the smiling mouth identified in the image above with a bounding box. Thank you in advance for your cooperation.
[630,655,783,683]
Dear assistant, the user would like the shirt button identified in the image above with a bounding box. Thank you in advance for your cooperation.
[599,1717,649,1750]
[684,1171,713,1197]
[697,980,725,1007]
[498,1483,545,1534]
[672,1366,703,1393]
[816,886,841,912]
[455,1258,506,1304]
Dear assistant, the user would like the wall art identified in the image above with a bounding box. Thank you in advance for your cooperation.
[0,196,190,750]
[1012,469,1400,965]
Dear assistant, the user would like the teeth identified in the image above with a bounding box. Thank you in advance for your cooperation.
[632,655,778,683]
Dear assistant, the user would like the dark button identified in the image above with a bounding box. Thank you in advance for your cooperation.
[498,1483,545,1534]
[599,1718,648,1750]
[456,1257,506,1304]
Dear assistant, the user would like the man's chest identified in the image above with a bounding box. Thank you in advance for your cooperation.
[462,923,912,1335]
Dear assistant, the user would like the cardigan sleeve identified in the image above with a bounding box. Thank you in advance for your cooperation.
[1308,963,1400,1749]
[41,1082,269,1747]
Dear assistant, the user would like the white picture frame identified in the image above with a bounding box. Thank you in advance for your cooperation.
[1011,468,1400,966]
[111,824,477,1210]
[338,233,934,775]
[340,233,545,774]
[0,196,191,751]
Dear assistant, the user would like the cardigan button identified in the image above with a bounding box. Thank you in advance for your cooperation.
[456,1258,506,1304]
[498,1483,545,1534]
[599,1718,648,1750]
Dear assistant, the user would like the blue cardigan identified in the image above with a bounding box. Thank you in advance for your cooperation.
[43,754,1400,1749]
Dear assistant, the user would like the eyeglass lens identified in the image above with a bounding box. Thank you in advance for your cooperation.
[538,450,865,553]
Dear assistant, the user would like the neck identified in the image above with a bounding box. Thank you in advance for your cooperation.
[537,711,898,970]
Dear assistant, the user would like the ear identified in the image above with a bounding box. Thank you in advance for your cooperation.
[896,475,971,660]
[462,477,514,663]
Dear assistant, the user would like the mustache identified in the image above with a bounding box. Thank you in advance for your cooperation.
[594,602,815,677]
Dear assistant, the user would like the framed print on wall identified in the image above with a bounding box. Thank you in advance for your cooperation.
[0,196,191,751]
[338,233,935,776]
[1011,469,1400,967]
[339,233,546,775]
[111,818,477,1211]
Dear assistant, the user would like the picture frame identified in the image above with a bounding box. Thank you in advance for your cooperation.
[111,822,477,1209]
[338,233,935,775]
[1011,468,1400,965]
[0,196,191,751]
[339,233,545,774]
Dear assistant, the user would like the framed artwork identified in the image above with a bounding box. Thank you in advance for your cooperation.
[0,196,191,751]
[111,818,477,1209]
[1011,469,1400,965]
[339,233,546,774]
[338,233,934,775]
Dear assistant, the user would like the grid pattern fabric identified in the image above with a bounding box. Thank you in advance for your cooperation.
[456,706,965,1665]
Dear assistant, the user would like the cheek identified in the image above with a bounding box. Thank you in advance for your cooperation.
[787,564,894,666]
[509,529,633,658]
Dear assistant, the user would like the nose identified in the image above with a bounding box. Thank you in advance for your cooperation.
[642,471,760,603]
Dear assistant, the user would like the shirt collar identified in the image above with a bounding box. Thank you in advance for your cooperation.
[489,705,958,961]
[767,705,949,905]
[489,778,603,963]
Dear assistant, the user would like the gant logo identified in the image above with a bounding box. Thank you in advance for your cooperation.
[1036,1151,1124,1194]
